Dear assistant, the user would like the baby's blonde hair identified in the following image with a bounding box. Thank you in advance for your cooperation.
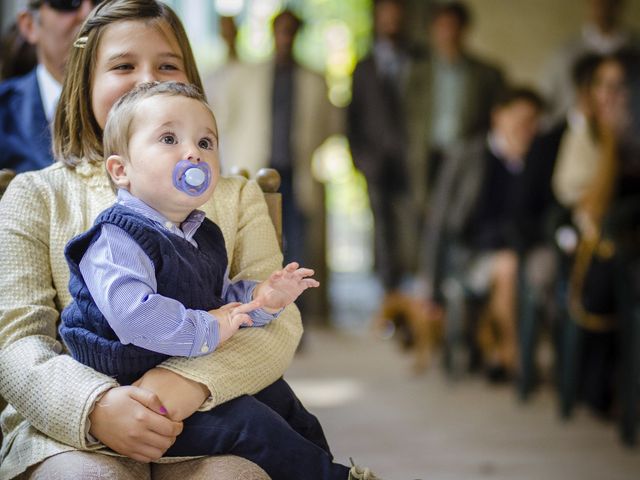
[102,81,216,189]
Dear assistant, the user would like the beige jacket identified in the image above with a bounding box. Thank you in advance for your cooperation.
[0,161,302,479]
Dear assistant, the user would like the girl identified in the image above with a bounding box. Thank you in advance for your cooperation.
[0,1,297,478]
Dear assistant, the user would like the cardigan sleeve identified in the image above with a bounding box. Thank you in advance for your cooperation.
[0,172,118,449]
[158,179,303,408]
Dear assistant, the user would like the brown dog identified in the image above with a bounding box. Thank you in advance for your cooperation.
[372,292,444,373]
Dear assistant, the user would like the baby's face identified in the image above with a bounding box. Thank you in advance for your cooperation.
[125,95,220,222]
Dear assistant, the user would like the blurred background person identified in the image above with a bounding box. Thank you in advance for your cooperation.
[0,21,36,80]
[347,0,416,312]
[540,0,640,126]
[206,9,342,323]
[218,14,239,63]
[203,15,244,171]
[406,0,505,211]
[509,54,602,398]
[552,52,640,416]
[419,88,544,379]
[0,0,93,173]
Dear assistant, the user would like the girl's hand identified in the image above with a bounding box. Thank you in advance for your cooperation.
[88,385,183,462]
[253,262,319,314]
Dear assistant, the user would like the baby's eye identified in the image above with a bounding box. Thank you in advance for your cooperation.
[198,138,214,150]
[159,63,179,71]
[160,134,177,145]
[113,64,133,71]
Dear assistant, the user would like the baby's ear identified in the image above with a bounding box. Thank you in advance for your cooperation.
[106,155,130,189]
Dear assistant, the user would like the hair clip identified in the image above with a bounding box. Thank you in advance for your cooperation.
[73,36,88,49]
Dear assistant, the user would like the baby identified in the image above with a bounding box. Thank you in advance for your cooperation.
[59,82,379,480]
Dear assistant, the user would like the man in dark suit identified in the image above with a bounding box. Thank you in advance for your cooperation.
[0,0,92,173]
[348,0,415,299]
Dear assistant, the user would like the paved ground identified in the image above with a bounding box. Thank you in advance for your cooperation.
[285,328,640,480]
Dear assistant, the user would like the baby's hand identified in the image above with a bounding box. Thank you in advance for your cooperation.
[209,301,260,344]
[253,262,320,314]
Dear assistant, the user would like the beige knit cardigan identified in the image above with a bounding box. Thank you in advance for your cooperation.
[0,161,302,479]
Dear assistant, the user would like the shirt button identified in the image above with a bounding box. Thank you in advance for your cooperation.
[201,343,209,353]
[164,221,174,229]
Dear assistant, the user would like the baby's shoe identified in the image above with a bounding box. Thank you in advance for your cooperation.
[348,458,382,480]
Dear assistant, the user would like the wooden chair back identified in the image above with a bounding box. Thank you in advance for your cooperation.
[0,169,16,198]
[229,167,282,249]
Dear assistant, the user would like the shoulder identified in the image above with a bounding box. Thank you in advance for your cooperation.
[0,71,38,129]
[213,174,249,201]
[207,175,263,217]
[0,69,36,95]
[20,161,95,186]
[6,162,72,196]
[0,69,37,108]
[1,164,71,224]
[3,161,111,217]
[0,163,76,241]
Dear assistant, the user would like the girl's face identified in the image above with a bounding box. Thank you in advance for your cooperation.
[91,20,189,129]
[591,59,628,123]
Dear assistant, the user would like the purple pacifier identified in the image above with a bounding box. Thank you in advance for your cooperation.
[172,159,212,196]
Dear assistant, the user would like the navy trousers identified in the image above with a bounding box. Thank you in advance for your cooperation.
[166,378,351,480]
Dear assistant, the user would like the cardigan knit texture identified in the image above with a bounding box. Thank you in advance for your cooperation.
[0,161,301,479]
[61,204,228,385]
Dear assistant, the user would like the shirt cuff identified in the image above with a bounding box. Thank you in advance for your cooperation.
[249,306,282,327]
[189,310,220,356]
[86,429,100,446]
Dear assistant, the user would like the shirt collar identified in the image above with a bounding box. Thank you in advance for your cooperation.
[36,64,62,123]
[116,189,206,242]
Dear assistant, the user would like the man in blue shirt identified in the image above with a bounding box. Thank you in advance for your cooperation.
[0,0,93,172]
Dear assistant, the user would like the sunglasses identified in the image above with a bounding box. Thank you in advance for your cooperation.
[30,0,103,12]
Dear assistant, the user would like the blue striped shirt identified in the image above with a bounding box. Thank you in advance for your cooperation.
[78,189,278,358]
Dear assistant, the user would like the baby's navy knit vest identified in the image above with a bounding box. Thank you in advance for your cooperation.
[59,204,228,385]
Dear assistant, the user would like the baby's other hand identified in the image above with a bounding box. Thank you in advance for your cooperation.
[253,262,320,313]
[209,301,259,344]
